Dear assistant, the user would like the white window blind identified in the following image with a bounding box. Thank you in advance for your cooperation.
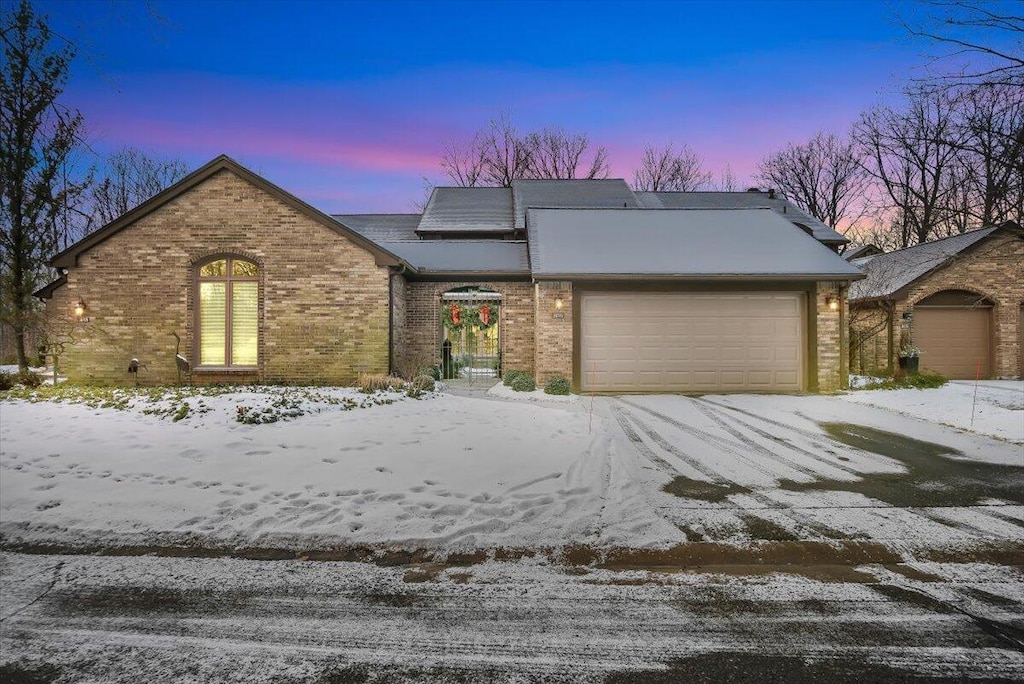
[199,282,226,365]
[231,281,258,366]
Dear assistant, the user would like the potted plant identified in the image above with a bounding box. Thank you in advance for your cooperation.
[898,344,922,373]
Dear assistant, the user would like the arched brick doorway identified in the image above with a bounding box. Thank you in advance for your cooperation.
[440,286,501,379]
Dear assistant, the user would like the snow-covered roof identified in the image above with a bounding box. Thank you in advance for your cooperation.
[848,227,1000,301]
[513,179,639,229]
[334,214,420,242]
[377,240,529,275]
[417,187,514,233]
[636,191,848,244]
[527,208,864,280]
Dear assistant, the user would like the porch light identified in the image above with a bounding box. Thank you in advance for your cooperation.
[74,299,87,318]
[554,296,564,311]
[826,295,839,312]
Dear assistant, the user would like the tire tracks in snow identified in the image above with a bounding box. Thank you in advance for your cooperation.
[611,402,849,541]
[640,398,1007,542]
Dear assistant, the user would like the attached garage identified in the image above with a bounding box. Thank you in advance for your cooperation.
[527,206,865,393]
[913,290,993,379]
[580,291,805,392]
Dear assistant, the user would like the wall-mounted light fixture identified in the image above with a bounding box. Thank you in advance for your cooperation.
[74,299,87,318]
[825,295,839,312]
[554,296,564,311]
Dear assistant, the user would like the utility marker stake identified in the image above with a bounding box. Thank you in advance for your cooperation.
[971,359,981,428]
[589,362,597,434]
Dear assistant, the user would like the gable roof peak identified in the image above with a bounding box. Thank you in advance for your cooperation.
[50,154,403,269]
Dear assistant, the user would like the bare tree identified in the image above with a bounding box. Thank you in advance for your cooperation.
[854,87,966,247]
[903,0,1024,89]
[713,164,739,192]
[526,126,608,180]
[90,146,188,226]
[441,115,533,187]
[631,144,711,191]
[440,115,608,187]
[754,132,869,229]
[439,134,488,187]
[950,82,1024,227]
[1,0,90,370]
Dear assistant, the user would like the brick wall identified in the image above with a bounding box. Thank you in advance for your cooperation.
[402,280,535,376]
[534,282,573,385]
[814,282,846,392]
[54,169,391,385]
[851,232,1023,379]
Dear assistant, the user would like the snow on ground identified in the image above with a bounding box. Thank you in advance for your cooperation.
[2,551,1022,682]
[0,385,665,551]
[0,364,65,385]
[1,383,1022,554]
[841,380,1024,443]
[598,392,1022,551]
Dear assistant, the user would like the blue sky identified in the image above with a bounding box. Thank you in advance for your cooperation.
[36,0,992,212]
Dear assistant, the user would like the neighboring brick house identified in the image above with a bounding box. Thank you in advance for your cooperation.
[848,222,1024,380]
[38,155,864,392]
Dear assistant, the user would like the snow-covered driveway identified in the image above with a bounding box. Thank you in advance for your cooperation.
[603,393,1022,553]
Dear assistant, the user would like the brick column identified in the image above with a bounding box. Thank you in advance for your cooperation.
[534,282,573,385]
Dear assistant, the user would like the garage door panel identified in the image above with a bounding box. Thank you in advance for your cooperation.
[914,307,992,379]
[581,292,805,392]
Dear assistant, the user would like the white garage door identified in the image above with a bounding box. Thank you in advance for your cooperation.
[580,292,805,392]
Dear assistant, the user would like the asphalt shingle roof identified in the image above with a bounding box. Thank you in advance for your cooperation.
[527,208,863,279]
[377,240,529,275]
[333,214,420,242]
[848,227,999,301]
[513,179,639,229]
[635,191,848,244]
[417,187,514,233]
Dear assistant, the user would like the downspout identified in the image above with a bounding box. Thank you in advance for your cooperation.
[839,284,848,389]
[886,302,895,376]
[388,264,408,375]
[388,270,393,375]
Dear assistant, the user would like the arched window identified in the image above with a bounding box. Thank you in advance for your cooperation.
[196,257,259,367]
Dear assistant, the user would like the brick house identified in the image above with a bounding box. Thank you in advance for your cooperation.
[38,155,864,392]
[848,222,1024,379]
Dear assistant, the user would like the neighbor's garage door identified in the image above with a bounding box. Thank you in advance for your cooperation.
[913,306,992,379]
[580,292,804,392]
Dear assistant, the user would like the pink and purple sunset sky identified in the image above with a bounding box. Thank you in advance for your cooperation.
[40,0,991,213]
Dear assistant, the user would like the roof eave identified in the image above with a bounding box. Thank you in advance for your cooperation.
[414,270,529,277]
[531,272,866,281]
[33,274,68,300]
[405,270,531,281]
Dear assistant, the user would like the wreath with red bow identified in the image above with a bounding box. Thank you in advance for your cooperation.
[443,303,497,332]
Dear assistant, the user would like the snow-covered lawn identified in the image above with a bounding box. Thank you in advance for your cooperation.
[1,385,634,551]
[841,380,1024,443]
[1,382,1021,555]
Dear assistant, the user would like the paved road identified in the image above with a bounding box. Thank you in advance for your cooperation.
[2,552,1022,683]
